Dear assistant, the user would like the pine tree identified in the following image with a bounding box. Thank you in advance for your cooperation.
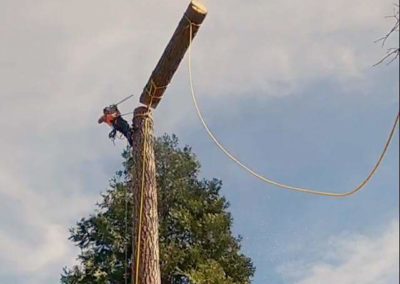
[61,134,255,283]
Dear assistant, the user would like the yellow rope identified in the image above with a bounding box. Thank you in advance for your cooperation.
[124,182,129,284]
[134,95,154,284]
[187,23,399,197]
[144,79,169,107]
[134,120,147,284]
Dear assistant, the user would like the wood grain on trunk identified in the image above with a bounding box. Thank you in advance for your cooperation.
[131,106,161,284]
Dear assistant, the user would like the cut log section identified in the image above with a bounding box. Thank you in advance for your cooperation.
[139,0,207,109]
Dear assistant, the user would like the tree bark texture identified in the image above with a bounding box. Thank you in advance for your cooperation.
[139,0,207,109]
[131,106,161,284]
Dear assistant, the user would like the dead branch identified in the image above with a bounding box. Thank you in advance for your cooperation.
[374,4,399,66]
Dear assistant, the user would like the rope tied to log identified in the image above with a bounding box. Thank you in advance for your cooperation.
[133,84,168,119]
[187,23,400,197]
[145,79,169,101]
[115,80,168,116]
[133,80,167,119]
[149,79,169,92]
[133,113,151,119]
[184,15,201,27]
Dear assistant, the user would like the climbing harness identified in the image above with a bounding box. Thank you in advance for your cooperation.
[108,129,118,145]
[187,23,399,197]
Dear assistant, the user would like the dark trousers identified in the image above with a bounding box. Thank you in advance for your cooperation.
[113,117,133,146]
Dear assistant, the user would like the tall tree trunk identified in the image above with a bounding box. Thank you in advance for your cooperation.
[131,106,161,284]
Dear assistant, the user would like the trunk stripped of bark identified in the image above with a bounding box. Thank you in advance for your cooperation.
[140,0,207,109]
[131,2,208,282]
[131,106,161,284]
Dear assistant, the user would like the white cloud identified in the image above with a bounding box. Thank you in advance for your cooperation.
[0,0,397,283]
[1,0,395,107]
[0,0,394,135]
[0,163,99,281]
[0,224,71,274]
[189,0,396,97]
[279,220,399,284]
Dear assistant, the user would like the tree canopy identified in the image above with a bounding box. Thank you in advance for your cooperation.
[61,134,255,283]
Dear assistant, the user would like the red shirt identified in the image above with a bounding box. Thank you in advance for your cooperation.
[98,111,120,127]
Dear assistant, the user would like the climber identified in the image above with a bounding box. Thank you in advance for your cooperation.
[98,105,134,146]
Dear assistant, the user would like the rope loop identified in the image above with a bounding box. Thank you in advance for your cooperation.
[145,80,168,98]
[187,23,399,197]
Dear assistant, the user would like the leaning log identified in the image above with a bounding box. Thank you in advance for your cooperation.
[139,0,207,109]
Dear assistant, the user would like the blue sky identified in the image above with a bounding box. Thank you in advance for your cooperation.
[0,0,398,283]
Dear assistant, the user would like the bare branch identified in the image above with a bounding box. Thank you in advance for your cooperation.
[373,48,400,66]
[374,4,399,66]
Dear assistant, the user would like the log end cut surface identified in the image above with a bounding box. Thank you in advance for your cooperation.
[191,0,208,15]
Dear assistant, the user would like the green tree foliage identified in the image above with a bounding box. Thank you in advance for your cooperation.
[61,134,255,284]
